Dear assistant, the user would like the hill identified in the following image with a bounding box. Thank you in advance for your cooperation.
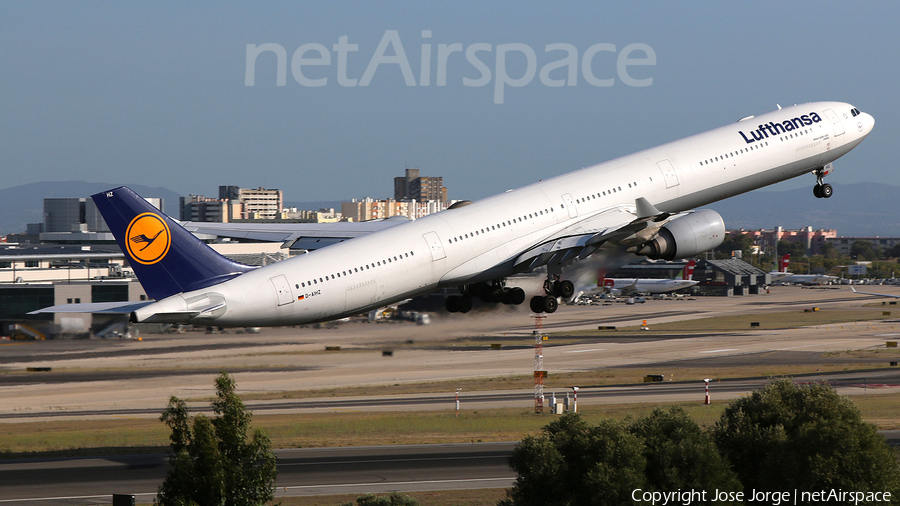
[705,182,900,237]
[0,181,182,235]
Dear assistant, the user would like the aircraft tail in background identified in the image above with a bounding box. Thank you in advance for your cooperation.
[678,260,696,280]
[779,254,790,273]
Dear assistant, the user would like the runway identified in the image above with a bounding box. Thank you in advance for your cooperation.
[4,432,900,505]
[0,442,517,505]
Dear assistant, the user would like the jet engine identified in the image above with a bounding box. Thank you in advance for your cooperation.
[630,209,725,260]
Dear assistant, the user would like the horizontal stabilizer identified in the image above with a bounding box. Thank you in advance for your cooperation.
[29,301,155,315]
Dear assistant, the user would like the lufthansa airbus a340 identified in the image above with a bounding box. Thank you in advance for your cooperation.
[34,101,874,326]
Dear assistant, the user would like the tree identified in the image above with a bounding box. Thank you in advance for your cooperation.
[499,414,646,506]
[819,242,840,260]
[629,407,742,501]
[717,234,754,260]
[776,240,806,258]
[341,493,420,506]
[883,243,900,260]
[156,372,277,506]
[850,240,878,261]
[713,379,900,497]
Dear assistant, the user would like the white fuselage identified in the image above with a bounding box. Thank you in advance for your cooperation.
[773,273,837,285]
[600,278,699,295]
[136,102,874,326]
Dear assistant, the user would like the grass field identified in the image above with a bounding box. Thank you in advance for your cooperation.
[3,389,897,460]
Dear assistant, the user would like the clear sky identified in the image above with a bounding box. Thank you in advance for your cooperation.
[1,2,896,203]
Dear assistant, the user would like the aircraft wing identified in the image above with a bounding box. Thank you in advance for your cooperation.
[618,280,640,296]
[181,217,412,250]
[513,199,674,272]
[850,287,900,298]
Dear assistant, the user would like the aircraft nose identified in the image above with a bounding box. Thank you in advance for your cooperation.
[858,111,875,137]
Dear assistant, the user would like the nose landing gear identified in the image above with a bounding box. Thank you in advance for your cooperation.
[813,166,833,199]
[813,183,833,199]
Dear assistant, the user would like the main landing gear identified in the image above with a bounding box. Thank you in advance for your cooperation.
[812,167,833,199]
[445,281,526,313]
[445,275,577,315]
[528,276,575,314]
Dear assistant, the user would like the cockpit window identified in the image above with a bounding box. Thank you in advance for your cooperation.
[851,108,861,117]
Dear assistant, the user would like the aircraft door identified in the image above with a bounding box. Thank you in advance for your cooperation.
[823,109,845,136]
[346,280,377,311]
[657,159,680,188]
[562,194,577,218]
[423,231,446,261]
[270,275,294,306]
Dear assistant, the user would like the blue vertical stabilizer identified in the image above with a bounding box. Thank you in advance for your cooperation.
[92,187,256,300]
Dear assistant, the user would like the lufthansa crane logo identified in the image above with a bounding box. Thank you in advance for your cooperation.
[126,213,171,265]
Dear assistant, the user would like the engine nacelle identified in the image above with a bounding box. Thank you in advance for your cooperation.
[632,209,725,260]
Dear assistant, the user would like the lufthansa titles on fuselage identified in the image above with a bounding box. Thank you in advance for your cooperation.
[738,112,822,144]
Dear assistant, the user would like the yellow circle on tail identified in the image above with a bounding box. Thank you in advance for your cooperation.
[125,213,171,265]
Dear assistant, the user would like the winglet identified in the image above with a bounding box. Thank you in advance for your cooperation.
[635,197,662,219]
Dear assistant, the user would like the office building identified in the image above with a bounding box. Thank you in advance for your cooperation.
[394,168,446,203]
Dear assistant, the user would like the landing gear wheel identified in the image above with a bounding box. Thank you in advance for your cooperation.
[445,295,460,313]
[530,295,558,314]
[558,280,575,299]
[542,295,559,313]
[530,296,544,313]
[457,296,473,313]
[488,287,504,303]
[508,287,526,305]
[812,166,833,199]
